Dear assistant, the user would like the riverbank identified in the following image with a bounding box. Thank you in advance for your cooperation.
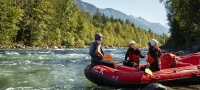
[0,44,129,50]
[160,41,200,56]
[1,41,200,56]
[0,44,87,50]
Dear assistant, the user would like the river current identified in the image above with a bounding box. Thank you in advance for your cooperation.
[0,48,149,90]
[0,48,198,90]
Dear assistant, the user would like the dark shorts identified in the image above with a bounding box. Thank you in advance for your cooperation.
[123,61,139,68]
[149,64,161,72]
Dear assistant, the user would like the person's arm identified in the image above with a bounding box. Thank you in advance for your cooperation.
[125,50,128,61]
[158,48,162,58]
[122,49,129,62]
[138,49,146,58]
[96,44,104,58]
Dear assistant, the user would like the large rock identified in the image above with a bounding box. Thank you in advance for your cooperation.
[143,83,168,90]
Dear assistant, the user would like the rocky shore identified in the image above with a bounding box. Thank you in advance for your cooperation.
[1,41,200,56]
[0,44,128,50]
[0,44,80,50]
[160,41,200,56]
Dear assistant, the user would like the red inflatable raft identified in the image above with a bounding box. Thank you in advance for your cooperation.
[84,53,200,87]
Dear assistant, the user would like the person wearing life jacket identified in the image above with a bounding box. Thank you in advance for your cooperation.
[90,33,104,65]
[147,39,162,72]
[123,41,146,68]
[87,33,115,76]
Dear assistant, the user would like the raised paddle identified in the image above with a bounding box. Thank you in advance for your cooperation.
[103,54,114,60]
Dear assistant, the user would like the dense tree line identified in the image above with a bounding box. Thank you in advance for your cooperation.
[160,0,200,46]
[0,0,169,48]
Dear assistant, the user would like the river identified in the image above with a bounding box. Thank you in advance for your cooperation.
[0,48,199,90]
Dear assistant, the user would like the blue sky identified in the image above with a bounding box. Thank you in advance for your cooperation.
[81,0,168,28]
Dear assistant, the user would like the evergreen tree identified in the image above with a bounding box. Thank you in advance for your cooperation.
[160,0,200,45]
[0,0,169,48]
[0,0,23,45]
[51,0,74,46]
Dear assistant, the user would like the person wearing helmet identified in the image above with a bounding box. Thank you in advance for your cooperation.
[87,33,115,76]
[89,33,104,67]
[146,39,162,72]
[123,40,146,68]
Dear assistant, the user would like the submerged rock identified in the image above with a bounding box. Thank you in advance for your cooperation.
[143,83,167,90]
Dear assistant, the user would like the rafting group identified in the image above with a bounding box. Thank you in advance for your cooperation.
[84,33,200,87]
[88,33,161,73]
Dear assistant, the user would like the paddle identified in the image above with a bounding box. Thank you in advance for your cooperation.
[145,61,153,76]
[145,68,152,76]
[103,54,114,60]
[114,61,123,64]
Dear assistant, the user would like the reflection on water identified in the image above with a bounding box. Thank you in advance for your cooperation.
[0,48,193,89]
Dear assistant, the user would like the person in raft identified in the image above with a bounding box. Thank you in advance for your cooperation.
[147,39,162,72]
[88,33,115,72]
[123,41,146,68]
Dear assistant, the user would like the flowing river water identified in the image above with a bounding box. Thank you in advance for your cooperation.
[0,48,199,90]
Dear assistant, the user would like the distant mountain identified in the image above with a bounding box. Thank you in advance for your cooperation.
[74,0,97,14]
[99,8,152,32]
[130,16,169,35]
[74,0,169,35]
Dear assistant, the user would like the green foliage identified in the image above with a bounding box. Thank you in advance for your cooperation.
[0,0,169,48]
[0,0,23,45]
[160,0,200,45]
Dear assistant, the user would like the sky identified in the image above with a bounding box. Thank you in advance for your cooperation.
[81,0,168,28]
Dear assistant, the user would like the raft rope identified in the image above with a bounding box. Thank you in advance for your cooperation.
[154,67,199,74]
[115,66,200,75]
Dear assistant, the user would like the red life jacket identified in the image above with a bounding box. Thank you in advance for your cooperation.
[147,49,162,64]
[128,52,139,62]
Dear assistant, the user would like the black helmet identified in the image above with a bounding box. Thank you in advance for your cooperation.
[95,33,103,40]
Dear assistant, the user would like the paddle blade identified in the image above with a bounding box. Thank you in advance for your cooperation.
[145,68,152,76]
[103,54,113,60]
[114,61,124,64]
[114,62,120,64]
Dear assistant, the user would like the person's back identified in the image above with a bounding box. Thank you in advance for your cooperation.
[87,33,115,77]
[90,33,104,67]
[87,33,104,76]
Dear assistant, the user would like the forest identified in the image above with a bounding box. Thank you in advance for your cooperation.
[0,0,169,48]
[160,0,200,46]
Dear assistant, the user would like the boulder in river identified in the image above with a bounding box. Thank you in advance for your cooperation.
[143,83,168,90]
